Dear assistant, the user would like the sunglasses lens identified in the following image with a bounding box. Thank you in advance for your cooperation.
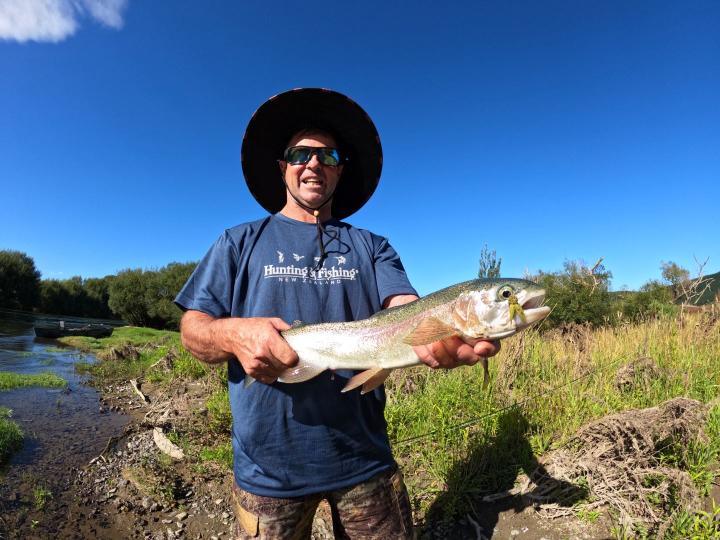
[286,147,312,164]
[284,147,341,166]
[317,149,340,166]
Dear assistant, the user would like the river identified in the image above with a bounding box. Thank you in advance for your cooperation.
[0,316,128,538]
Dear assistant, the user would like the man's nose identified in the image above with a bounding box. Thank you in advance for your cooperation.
[306,153,322,169]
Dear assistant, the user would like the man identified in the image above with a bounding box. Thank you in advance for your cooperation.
[176,89,499,539]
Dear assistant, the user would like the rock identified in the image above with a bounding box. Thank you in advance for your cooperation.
[214,498,223,505]
[221,512,230,520]
[176,512,188,521]
[162,519,173,524]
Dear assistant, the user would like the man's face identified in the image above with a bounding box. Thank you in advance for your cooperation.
[279,131,343,212]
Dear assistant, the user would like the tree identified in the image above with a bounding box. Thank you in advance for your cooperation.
[108,263,196,329]
[39,275,115,318]
[661,259,713,306]
[478,245,502,279]
[536,258,613,328]
[0,250,41,310]
[108,269,152,326]
[619,279,677,320]
[83,276,114,318]
[146,262,196,329]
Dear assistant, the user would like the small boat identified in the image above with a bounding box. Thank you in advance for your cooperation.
[33,321,114,339]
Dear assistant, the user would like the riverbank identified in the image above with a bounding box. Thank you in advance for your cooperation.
[16,310,720,539]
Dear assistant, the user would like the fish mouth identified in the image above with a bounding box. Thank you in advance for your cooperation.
[520,289,551,325]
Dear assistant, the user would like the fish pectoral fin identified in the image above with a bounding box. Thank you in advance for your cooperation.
[243,375,256,388]
[277,363,326,384]
[341,368,392,394]
[402,317,458,346]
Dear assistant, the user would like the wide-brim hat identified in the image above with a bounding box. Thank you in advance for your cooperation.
[241,88,383,220]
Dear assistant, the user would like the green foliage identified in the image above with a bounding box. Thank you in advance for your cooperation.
[661,261,690,299]
[0,372,67,390]
[145,262,197,329]
[0,250,41,310]
[536,259,613,327]
[108,268,152,326]
[39,275,115,318]
[665,503,720,539]
[477,244,502,279]
[199,441,233,469]
[618,280,678,321]
[0,407,23,466]
[107,262,196,329]
[32,485,52,510]
[206,388,232,433]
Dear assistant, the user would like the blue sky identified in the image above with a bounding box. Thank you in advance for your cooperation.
[1,1,718,295]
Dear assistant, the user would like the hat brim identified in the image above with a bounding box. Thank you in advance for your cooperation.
[241,88,382,220]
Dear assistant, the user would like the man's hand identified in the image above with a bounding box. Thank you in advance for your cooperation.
[180,311,298,385]
[413,337,500,369]
[383,294,501,370]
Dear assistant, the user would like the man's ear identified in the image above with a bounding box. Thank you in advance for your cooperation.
[278,160,286,177]
[337,164,344,179]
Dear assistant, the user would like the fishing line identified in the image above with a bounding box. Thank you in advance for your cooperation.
[393,352,631,446]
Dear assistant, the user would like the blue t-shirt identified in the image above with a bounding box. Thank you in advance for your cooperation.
[175,213,417,497]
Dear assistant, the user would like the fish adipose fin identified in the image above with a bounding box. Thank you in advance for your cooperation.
[342,368,392,394]
[402,317,458,346]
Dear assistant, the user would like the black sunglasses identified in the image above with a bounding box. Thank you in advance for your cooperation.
[283,146,343,167]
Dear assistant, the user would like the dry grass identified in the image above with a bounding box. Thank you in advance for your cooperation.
[386,311,720,535]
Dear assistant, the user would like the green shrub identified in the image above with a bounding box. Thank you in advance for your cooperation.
[535,259,613,328]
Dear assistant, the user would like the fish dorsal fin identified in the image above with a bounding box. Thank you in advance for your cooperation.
[402,317,457,346]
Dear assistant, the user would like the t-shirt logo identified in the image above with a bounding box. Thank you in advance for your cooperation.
[264,249,359,285]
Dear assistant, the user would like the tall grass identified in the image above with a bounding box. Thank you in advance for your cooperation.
[386,313,720,520]
[0,407,23,466]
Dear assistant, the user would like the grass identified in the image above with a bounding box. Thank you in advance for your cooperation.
[0,407,23,466]
[199,442,233,470]
[385,312,720,524]
[0,372,67,391]
[32,485,52,510]
[68,326,210,383]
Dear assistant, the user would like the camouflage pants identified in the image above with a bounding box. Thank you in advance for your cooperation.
[232,467,415,539]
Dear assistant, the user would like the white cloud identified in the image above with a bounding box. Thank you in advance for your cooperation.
[0,0,128,43]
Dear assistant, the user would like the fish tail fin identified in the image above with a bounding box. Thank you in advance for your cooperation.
[342,368,393,395]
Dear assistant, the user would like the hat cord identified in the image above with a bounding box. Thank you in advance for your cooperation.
[282,179,337,270]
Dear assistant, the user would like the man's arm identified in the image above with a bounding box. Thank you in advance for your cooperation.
[383,294,501,369]
[180,310,298,384]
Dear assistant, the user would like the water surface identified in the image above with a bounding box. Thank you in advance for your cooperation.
[0,316,128,536]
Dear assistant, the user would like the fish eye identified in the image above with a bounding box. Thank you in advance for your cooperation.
[497,285,515,300]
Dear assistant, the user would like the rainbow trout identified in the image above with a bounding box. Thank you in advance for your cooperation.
[262,278,550,393]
